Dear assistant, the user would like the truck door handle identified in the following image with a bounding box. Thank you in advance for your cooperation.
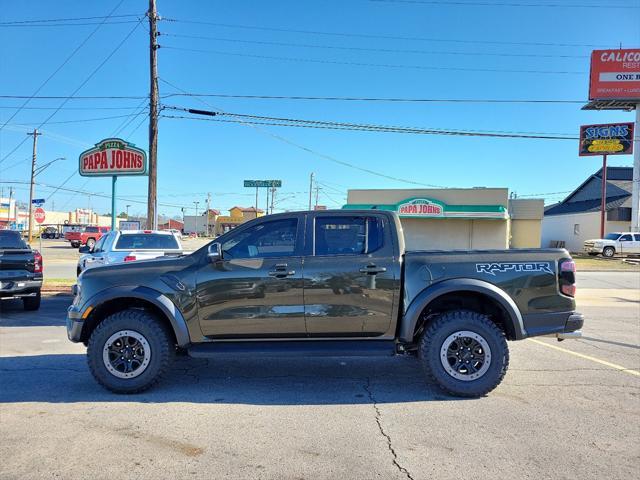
[268,264,295,278]
[359,265,387,275]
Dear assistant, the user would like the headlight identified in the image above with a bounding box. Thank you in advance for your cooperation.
[593,242,603,247]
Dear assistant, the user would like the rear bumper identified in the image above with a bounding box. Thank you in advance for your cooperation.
[523,311,584,339]
[0,279,42,299]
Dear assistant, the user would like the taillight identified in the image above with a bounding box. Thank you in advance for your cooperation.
[124,255,137,262]
[559,259,576,297]
[33,250,43,273]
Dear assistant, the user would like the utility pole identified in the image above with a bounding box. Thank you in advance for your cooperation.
[6,187,13,224]
[270,187,275,214]
[147,0,159,230]
[27,129,41,244]
[194,201,199,236]
[206,192,211,236]
[308,172,314,211]
[315,184,320,210]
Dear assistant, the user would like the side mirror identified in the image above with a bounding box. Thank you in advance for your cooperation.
[207,242,222,262]
[79,245,91,254]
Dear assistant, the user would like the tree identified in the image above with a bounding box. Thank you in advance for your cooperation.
[117,211,127,218]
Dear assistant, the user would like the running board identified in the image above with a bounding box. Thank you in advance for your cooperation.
[188,340,396,358]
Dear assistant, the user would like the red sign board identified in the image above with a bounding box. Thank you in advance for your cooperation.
[579,122,634,156]
[34,207,46,224]
[79,138,147,177]
[589,49,640,100]
[397,198,444,217]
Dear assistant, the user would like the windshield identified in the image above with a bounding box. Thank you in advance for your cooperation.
[85,226,99,233]
[115,233,180,250]
[604,233,621,240]
[0,231,28,249]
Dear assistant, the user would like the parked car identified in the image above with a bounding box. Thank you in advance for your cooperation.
[583,232,640,257]
[77,230,184,275]
[67,210,582,396]
[0,230,42,310]
[65,226,110,249]
[40,226,61,239]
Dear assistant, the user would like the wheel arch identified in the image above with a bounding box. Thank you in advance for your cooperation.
[399,279,525,342]
[80,286,190,347]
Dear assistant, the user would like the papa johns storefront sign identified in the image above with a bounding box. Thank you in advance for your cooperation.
[342,197,507,219]
[79,138,147,177]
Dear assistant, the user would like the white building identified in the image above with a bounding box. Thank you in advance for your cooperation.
[542,167,632,252]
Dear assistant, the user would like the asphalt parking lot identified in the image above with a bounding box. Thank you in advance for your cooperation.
[1,272,638,480]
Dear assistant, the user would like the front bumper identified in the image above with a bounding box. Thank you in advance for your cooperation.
[583,246,602,253]
[66,305,85,342]
[0,279,42,299]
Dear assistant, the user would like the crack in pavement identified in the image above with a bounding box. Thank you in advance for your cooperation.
[363,377,415,480]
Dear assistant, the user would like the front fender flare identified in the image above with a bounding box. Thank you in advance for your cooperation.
[82,285,190,347]
[399,278,525,342]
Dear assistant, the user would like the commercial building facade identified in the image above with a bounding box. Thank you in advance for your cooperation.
[343,188,542,250]
[542,167,632,252]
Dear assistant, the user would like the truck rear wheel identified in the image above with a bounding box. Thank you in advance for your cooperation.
[418,310,509,398]
[87,309,174,394]
[23,292,41,311]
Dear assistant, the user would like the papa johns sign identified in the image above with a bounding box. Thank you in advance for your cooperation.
[79,138,147,177]
[398,198,444,217]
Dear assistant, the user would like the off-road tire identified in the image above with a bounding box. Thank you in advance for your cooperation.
[23,292,41,311]
[86,238,96,249]
[71,242,79,248]
[419,310,509,398]
[87,309,174,394]
[602,246,615,258]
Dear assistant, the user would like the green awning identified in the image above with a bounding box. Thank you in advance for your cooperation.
[342,197,507,220]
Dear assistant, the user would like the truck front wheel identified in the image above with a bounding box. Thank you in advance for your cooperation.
[602,246,615,258]
[419,310,509,398]
[87,309,174,394]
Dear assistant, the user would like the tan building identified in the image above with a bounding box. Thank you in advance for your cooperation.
[344,188,543,250]
[215,206,264,236]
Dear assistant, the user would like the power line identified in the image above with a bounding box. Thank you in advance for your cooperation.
[159,77,446,188]
[0,20,141,28]
[163,18,611,48]
[0,105,149,111]
[162,33,588,59]
[0,93,586,104]
[5,112,148,126]
[0,13,142,24]
[161,108,578,140]
[0,0,130,132]
[0,95,147,100]
[370,0,639,8]
[0,17,144,165]
[162,45,586,75]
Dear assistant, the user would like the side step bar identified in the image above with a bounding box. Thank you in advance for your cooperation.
[188,340,396,358]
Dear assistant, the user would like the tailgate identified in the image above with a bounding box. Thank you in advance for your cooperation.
[0,249,35,275]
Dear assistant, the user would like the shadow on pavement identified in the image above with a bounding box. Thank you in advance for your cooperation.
[0,296,71,327]
[0,354,460,405]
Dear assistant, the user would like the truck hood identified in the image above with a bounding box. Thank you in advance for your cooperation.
[80,253,194,285]
[584,239,615,244]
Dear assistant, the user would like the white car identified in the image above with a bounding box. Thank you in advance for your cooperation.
[583,232,640,258]
[77,230,184,275]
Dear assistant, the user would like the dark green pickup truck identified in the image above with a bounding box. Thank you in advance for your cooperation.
[67,210,583,397]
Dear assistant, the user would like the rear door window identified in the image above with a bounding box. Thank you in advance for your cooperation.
[314,216,383,256]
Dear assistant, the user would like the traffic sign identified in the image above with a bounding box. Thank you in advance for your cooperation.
[244,180,282,188]
[32,198,45,206]
[34,207,46,224]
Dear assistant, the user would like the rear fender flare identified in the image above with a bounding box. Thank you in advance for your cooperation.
[399,278,525,342]
[83,285,190,347]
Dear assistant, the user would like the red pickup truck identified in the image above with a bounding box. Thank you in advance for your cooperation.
[65,226,110,249]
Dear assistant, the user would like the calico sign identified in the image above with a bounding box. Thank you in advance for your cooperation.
[579,123,634,156]
[589,49,640,100]
[79,138,147,177]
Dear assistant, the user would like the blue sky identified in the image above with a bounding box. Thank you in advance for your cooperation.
[1,0,639,218]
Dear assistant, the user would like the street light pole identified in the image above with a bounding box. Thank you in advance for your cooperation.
[126,204,131,220]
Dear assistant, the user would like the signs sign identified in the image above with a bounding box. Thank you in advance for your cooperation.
[79,138,147,177]
[589,49,640,100]
[398,198,444,217]
[34,207,46,224]
[243,180,282,188]
[579,122,634,156]
[32,198,45,206]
